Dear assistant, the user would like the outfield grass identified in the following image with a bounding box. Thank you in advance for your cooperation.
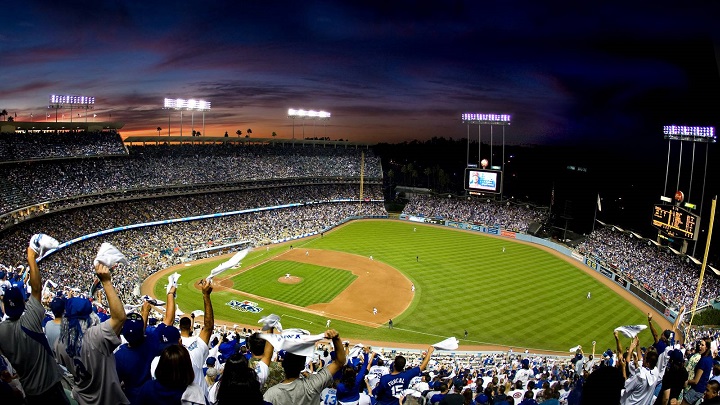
[154,219,648,352]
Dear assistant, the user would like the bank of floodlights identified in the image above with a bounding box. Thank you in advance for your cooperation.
[48,94,95,123]
[663,125,716,143]
[287,108,331,140]
[163,98,211,136]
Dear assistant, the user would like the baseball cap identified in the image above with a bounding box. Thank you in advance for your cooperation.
[158,325,181,348]
[668,349,684,363]
[521,358,530,366]
[206,367,218,379]
[0,270,5,279]
[49,297,66,316]
[206,356,217,366]
[122,313,145,345]
[2,287,25,320]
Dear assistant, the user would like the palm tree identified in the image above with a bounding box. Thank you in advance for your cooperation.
[0,109,7,121]
[247,128,252,137]
[236,130,242,137]
[271,131,277,138]
[156,127,162,136]
[424,167,432,188]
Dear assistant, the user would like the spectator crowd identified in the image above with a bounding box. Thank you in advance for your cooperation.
[577,227,720,310]
[402,194,547,233]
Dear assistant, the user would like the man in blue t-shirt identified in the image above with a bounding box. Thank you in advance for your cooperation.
[374,346,435,405]
[114,286,176,404]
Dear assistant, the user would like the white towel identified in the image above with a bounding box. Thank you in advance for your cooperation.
[432,337,459,351]
[258,329,325,357]
[142,295,166,306]
[258,314,283,332]
[348,343,365,359]
[614,324,647,338]
[191,310,204,318]
[207,248,250,281]
[124,304,141,314]
[166,272,180,295]
[29,233,60,260]
[569,345,581,353]
[93,243,129,268]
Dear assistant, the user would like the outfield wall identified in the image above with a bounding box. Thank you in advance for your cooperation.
[398,214,679,323]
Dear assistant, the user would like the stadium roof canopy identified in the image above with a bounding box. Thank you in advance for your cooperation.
[1,121,124,133]
[123,135,374,147]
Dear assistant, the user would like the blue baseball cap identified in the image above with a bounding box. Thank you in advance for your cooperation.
[2,287,25,320]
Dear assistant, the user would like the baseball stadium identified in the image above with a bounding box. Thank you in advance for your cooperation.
[0,130,717,404]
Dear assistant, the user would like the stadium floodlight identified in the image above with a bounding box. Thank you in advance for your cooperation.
[164,98,211,111]
[461,113,512,200]
[48,94,95,123]
[461,113,511,125]
[164,98,212,137]
[288,108,331,139]
[663,125,716,143]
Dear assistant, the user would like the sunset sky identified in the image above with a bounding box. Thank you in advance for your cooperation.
[1,1,719,145]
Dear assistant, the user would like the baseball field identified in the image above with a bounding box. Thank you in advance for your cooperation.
[147,219,663,354]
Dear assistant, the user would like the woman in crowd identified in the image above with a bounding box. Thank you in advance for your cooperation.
[209,353,268,405]
[682,337,714,405]
[138,345,204,405]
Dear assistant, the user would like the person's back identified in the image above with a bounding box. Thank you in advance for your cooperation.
[0,246,68,404]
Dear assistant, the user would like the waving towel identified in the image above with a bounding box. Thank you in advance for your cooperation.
[29,233,60,260]
[258,314,283,332]
[569,345,582,353]
[614,324,647,338]
[258,329,325,357]
[94,243,129,268]
[432,337,459,351]
[142,295,166,306]
[207,248,250,281]
[166,272,180,295]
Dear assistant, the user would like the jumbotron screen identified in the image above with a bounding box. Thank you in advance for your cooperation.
[464,168,502,194]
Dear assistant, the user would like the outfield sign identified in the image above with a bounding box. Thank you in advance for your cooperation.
[226,300,263,313]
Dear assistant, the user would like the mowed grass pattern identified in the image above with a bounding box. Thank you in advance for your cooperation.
[230,261,357,307]
[155,220,648,352]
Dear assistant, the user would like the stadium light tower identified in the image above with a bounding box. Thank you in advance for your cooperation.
[288,109,331,140]
[48,95,95,123]
[461,113,511,198]
[164,98,211,136]
[660,125,716,256]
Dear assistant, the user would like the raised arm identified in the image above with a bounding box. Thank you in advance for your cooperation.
[198,279,214,344]
[325,329,346,375]
[647,312,659,344]
[96,263,127,336]
[419,346,435,371]
[260,327,275,367]
[163,286,177,326]
[672,305,685,345]
[26,247,41,301]
[140,301,151,331]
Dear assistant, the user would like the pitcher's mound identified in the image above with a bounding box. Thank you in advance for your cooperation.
[278,276,302,284]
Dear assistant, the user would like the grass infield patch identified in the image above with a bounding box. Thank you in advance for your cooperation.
[229,261,357,307]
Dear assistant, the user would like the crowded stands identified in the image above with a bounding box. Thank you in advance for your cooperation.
[2,134,720,404]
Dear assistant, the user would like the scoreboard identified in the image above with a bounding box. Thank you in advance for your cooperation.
[651,204,700,240]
